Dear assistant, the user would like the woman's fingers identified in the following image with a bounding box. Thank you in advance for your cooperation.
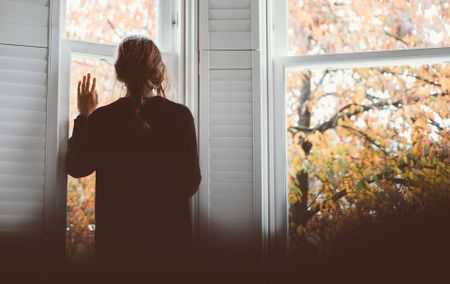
[86,73,91,92]
[81,75,86,93]
[90,77,96,94]
[77,73,98,116]
[95,90,99,105]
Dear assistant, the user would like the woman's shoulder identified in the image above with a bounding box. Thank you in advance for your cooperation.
[86,98,125,123]
[148,96,193,119]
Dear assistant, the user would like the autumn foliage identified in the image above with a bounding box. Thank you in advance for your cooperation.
[287,0,450,258]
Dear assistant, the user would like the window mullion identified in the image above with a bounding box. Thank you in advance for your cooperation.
[277,47,450,71]
[271,0,288,57]
[65,39,117,60]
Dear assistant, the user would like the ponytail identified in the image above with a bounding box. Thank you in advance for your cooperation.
[114,35,168,134]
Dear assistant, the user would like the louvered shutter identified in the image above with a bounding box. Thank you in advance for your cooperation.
[0,0,49,259]
[198,0,262,261]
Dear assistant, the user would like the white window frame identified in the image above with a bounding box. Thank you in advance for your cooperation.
[48,0,189,261]
[267,0,450,262]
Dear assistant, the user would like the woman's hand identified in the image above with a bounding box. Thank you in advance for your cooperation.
[77,73,98,117]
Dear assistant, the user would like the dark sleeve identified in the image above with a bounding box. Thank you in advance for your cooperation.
[184,108,202,197]
[66,113,98,178]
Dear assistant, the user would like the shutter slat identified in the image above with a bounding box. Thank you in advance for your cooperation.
[0,216,43,231]
[0,135,45,150]
[209,20,251,32]
[210,81,252,92]
[210,172,253,183]
[210,92,252,103]
[210,183,253,195]
[211,148,252,160]
[210,194,253,205]
[210,125,253,137]
[0,148,45,163]
[210,114,252,125]
[0,161,45,176]
[0,202,43,216]
[11,0,49,6]
[0,22,48,47]
[0,44,47,60]
[210,137,252,149]
[0,175,45,190]
[0,83,47,98]
[0,109,46,124]
[0,1,49,27]
[210,206,253,217]
[210,103,252,114]
[209,0,251,9]
[210,51,252,69]
[0,70,47,85]
[0,96,47,111]
[0,56,47,73]
[209,9,251,20]
[210,159,253,171]
[210,32,251,50]
[0,188,44,203]
[210,70,252,80]
[0,122,46,137]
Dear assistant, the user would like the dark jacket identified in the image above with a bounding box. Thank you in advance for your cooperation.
[66,96,201,264]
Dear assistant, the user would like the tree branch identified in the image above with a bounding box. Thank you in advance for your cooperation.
[381,69,442,88]
[341,124,390,156]
[384,30,408,45]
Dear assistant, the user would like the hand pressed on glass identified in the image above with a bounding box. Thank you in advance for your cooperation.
[77,73,99,117]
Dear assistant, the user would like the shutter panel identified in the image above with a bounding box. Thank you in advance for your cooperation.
[199,0,261,261]
[0,0,49,259]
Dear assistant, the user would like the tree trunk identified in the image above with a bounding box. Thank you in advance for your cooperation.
[292,72,312,226]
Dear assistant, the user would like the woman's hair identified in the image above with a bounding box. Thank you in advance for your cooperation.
[114,35,168,133]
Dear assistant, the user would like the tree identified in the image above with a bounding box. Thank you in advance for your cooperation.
[287,0,450,258]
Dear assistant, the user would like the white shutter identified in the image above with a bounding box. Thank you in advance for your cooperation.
[0,0,49,257]
[199,0,261,260]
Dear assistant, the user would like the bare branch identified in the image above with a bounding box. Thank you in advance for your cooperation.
[384,31,408,45]
[381,69,442,88]
[341,124,390,156]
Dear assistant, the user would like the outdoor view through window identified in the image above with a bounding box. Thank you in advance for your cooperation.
[286,0,449,259]
[65,0,158,261]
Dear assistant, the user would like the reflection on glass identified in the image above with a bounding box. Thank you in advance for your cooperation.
[288,0,450,55]
[286,63,450,259]
[66,56,123,262]
[65,0,158,45]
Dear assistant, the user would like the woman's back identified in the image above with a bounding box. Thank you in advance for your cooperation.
[67,95,201,264]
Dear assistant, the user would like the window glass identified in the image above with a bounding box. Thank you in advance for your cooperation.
[66,56,123,262]
[65,0,158,45]
[288,0,450,55]
[286,63,450,259]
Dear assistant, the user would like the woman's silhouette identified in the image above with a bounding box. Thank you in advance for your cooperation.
[66,35,201,265]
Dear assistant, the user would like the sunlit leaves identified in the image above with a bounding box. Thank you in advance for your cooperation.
[287,63,450,259]
[66,0,158,44]
[288,0,450,55]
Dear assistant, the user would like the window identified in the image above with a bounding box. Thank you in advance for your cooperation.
[287,0,450,55]
[65,0,159,45]
[269,0,450,261]
[61,0,181,262]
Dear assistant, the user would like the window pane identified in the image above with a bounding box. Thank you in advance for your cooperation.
[288,0,450,55]
[66,56,123,262]
[65,0,158,45]
[286,63,450,259]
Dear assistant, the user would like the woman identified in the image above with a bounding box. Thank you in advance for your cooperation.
[66,35,201,265]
